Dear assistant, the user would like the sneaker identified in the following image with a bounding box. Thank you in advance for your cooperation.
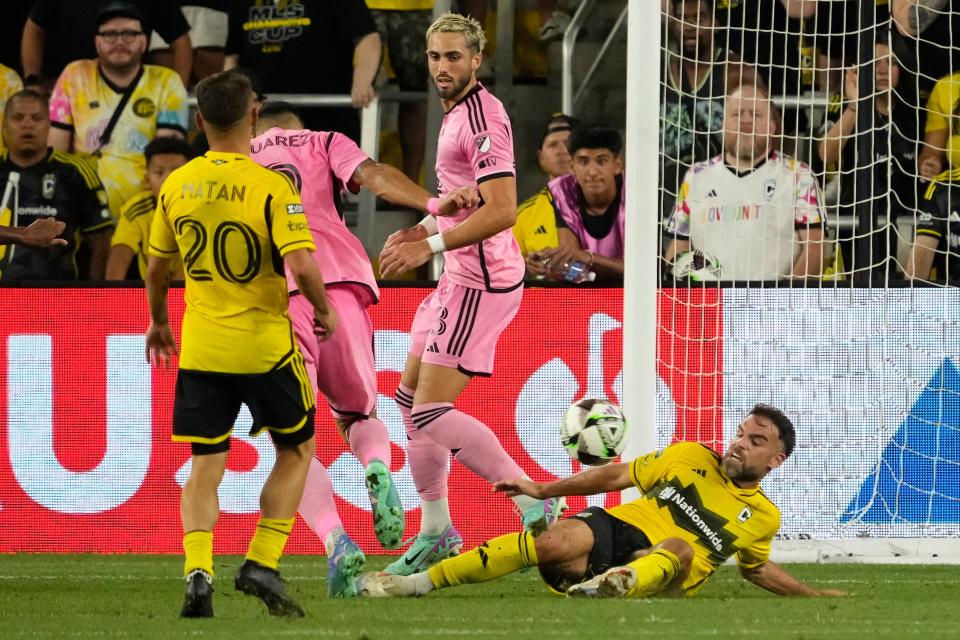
[179,570,213,618]
[521,497,567,537]
[567,566,637,598]
[234,560,305,617]
[539,11,571,42]
[382,524,463,576]
[365,460,405,549]
[327,532,366,598]
[356,571,420,598]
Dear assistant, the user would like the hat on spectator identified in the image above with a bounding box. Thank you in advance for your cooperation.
[539,112,579,148]
[96,1,146,29]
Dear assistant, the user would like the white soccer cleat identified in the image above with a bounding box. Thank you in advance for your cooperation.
[356,571,421,598]
[566,566,637,598]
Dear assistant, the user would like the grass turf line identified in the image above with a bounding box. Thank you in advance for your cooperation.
[0,555,957,638]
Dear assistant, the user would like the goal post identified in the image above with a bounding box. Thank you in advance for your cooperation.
[624,0,960,560]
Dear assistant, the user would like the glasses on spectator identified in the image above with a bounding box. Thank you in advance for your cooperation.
[97,30,144,43]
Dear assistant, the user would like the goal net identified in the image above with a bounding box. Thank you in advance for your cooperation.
[655,0,960,551]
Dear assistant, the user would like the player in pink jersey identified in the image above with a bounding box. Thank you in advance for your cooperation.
[378,13,565,576]
[251,101,477,597]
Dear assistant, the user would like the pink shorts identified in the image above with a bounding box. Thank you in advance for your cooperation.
[289,284,377,420]
[409,277,522,376]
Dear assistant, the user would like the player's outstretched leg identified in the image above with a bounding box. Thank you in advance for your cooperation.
[360,531,539,597]
[411,399,564,535]
[567,538,693,598]
[384,384,463,575]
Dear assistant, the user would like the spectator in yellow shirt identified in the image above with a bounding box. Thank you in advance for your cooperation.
[513,113,576,279]
[105,136,192,280]
[918,71,960,181]
[0,64,23,155]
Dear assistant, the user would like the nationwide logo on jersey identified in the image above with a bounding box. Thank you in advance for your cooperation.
[475,135,491,153]
[651,478,736,563]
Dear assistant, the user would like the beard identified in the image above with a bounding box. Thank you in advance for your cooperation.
[726,133,769,166]
[100,50,141,76]
[433,71,471,100]
[722,456,762,483]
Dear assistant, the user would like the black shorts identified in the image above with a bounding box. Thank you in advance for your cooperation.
[172,356,315,455]
[574,507,652,578]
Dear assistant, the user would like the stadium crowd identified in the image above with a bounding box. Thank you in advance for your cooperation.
[0,0,957,283]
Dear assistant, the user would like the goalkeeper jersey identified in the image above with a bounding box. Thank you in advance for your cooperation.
[149,152,315,374]
[607,441,780,594]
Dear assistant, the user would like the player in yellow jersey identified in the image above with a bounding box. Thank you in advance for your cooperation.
[145,70,337,619]
[359,404,846,599]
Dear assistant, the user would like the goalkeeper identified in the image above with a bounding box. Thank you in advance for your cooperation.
[360,404,845,599]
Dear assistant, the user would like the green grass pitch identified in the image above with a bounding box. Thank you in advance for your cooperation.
[1,555,957,638]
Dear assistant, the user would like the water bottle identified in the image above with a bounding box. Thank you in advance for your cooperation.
[555,260,596,283]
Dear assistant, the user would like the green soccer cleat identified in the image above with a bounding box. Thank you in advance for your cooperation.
[521,497,567,537]
[179,569,214,618]
[382,524,463,576]
[234,560,305,617]
[327,532,366,598]
[365,460,405,549]
[567,566,637,598]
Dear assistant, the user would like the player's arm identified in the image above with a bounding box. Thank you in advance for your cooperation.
[352,159,479,215]
[379,175,517,278]
[145,253,178,367]
[740,560,846,597]
[494,462,633,499]
[284,248,338,339]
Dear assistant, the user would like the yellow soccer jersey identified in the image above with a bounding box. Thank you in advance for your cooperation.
[607,441,780,594]
[149,152,316,374]
[49,60,188,218]
[513,187,559,257]
[0,63,24,156]
[112,191,181,280]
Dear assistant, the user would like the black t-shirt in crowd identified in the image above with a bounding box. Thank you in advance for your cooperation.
[29,0,190,81]
[0,149,113,281]
[226,0,377,141]
[0,3,33,71]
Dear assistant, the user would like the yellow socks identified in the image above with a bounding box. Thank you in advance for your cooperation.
[623,548,682,597]
[428,532,538,589]
[183,530,214,578]
[245,517,295,570]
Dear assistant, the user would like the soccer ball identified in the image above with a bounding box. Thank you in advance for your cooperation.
[560,398,627,466]
[671,249,722,282]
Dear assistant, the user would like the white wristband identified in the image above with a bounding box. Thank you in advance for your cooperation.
[426,233,447,254]
[418,215,438,235]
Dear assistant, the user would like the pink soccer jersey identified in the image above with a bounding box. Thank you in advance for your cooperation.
[435,84,525,291]
[251,127,379,303]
